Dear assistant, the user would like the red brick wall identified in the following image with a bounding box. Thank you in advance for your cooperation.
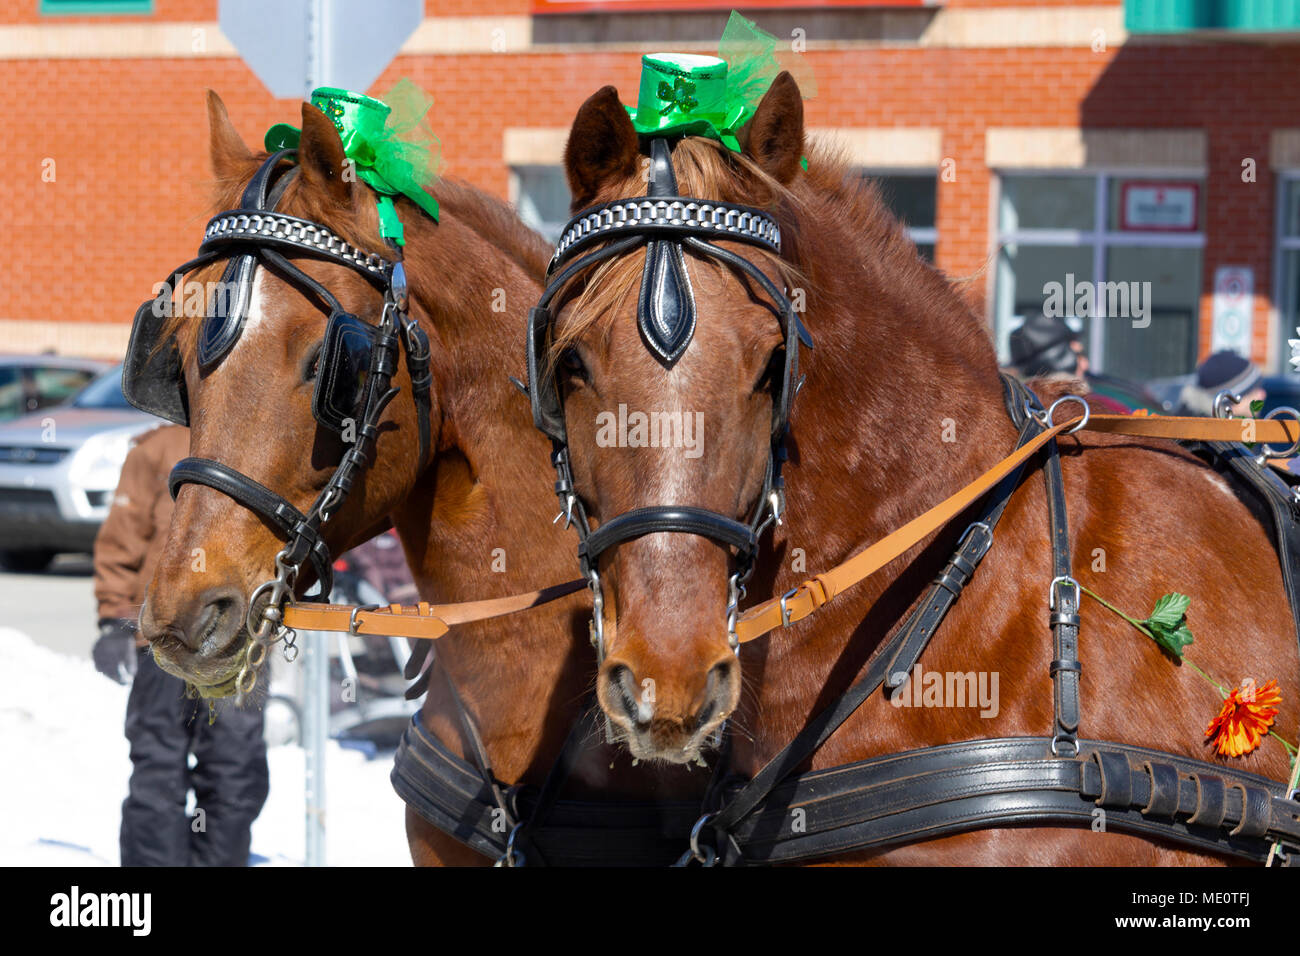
[5,0,1297,371]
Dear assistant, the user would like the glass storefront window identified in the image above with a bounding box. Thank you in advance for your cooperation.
[995,171,1205,383]
[1102,246,1201,379]
[1279,177,1300,367]
[995,244,1093,362]
[999,175,1095,232]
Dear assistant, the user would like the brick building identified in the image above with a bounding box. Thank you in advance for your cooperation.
[5,0,1300,382]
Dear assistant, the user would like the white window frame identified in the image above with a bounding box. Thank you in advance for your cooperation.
[993,168,1206,374]
[1274,171,1300,375]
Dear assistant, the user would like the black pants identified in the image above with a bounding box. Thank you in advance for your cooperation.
[120,648,269,866]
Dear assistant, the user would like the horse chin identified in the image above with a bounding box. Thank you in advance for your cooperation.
[609,717,721,766]
[149,630,254,699]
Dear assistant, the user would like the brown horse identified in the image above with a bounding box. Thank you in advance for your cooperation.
[547,73,1300,863]
[137,93,702,865]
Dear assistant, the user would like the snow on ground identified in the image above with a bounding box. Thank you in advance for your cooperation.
[0,627,409,866]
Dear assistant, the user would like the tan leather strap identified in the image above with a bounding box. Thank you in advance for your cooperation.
[280,413,1297,645]
[282,578,586,640]
[734,413,1300,644]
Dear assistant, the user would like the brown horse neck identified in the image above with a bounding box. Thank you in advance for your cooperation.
[385,185,580,609]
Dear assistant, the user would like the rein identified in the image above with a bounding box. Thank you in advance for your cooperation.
[278,408,1300,647]
[733,407,1300,645]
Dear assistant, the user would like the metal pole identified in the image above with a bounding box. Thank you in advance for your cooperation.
[300,0,329,869]
[303,629,328,866]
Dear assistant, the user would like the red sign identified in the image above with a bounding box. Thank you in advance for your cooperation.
[1119,181,1200,232]
[533,0,928,13]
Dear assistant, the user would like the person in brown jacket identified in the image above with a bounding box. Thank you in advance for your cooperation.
[92,423,269,867]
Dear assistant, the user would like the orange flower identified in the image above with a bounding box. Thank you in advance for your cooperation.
[1205,679,1282,757]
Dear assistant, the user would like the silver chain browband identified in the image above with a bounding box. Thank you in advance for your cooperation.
[550,198,781,271]
[200,211,392,279]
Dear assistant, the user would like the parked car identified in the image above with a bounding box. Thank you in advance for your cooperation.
[0,364,162,572]
[0,354,108,422]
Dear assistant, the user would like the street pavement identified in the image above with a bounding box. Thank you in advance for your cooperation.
[0,554,98,658]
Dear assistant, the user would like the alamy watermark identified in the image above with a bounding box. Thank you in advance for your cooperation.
[888,663,1000,718]
[1042,273,1151,329]
[595,404,705,459]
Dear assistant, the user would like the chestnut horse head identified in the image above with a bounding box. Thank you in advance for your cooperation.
[135,92,551,698]
[544,74,811,761]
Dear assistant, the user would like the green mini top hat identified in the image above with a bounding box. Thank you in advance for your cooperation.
[265,81,442,245]
[626,11,815,155]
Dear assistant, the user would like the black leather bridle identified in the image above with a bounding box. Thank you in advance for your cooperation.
[526,137,812,658]
[123,149,434,694]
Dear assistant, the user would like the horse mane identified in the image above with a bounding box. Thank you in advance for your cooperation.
[551,134,997,381]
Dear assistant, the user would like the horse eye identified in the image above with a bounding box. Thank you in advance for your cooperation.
[304,346,322,382]
[561,347,586,377]
[756,348,785,393]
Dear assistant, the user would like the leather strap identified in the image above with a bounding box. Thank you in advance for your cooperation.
[581,506,758,574]
[169,456,334,595]
[732,412,1300,645]
[1044,435,1081,750]
[282,578,586,640]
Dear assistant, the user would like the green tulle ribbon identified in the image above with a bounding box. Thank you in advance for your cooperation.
[265,79,442,245]
[627,10,816,154]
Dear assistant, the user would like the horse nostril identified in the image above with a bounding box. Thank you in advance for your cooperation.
[192,592,242,657]
[605,664,650,726]
[697,658,737,730]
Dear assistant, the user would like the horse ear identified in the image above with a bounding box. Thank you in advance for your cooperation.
[741,71,804,184]
[565,85,641,210]
[297,101,354,205]
[206,89,252,179]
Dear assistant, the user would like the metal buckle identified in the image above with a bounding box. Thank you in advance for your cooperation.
[349,604,380,635]
[1049,575,1079,611]
[779,587,799,627]
[957,520,993,557]
[1050,735,1079,758]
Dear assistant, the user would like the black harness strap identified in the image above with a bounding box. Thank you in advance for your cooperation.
[1044,433,1082,754]
[719,737,1300,865]
[391,715,1300,866]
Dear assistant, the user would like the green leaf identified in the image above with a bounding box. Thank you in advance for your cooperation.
[1141,592,1194,658]
[1251,399,1264,415]
[1146,592,1190,629]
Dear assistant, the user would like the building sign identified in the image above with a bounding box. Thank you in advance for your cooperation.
[533,0,928,12]
[1119,181,1200,232]
[1211,266,1254,357]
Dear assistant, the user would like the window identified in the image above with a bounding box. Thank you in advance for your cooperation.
[27,365,96,412]
[40,0,153,14]
[0,368,20,421]
[863,171,937,262]
[1277,175,1300,371]
[994,171,1204,382]
[512,166,571,244]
